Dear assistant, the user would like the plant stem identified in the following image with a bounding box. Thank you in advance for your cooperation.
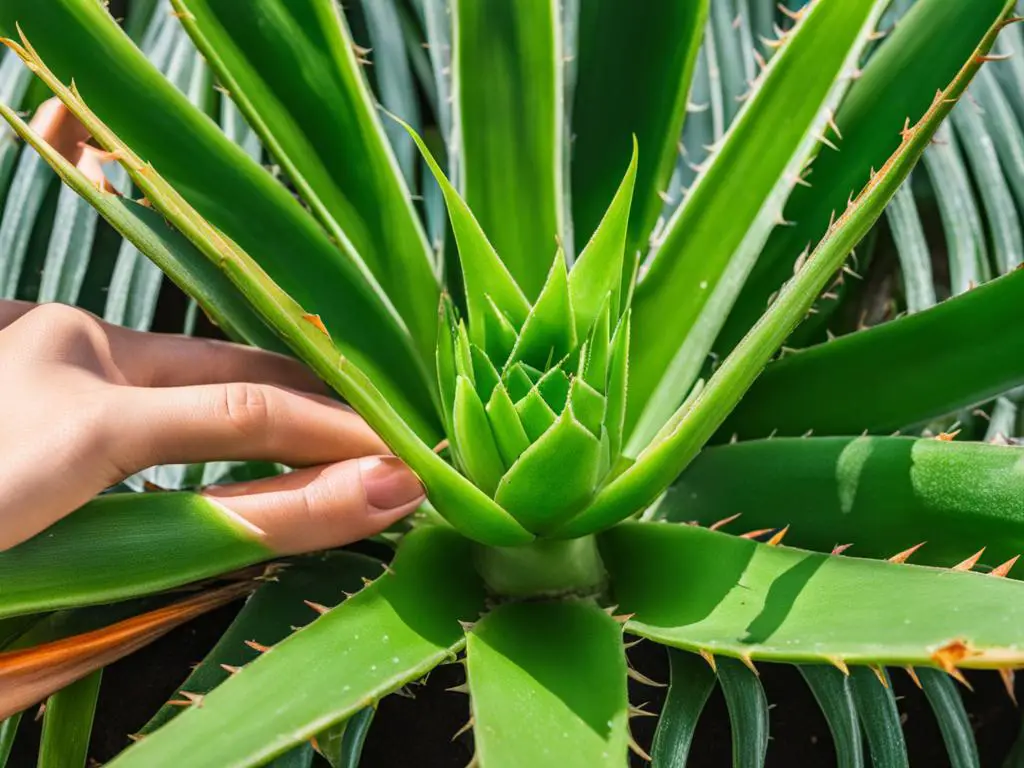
[472,535,607,599]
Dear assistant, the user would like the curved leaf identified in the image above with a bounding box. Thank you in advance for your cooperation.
[172,0,440,365]
[454,0,564,297]
[557,6,1014,538]
[918,667,980,768]
[718,656,768,768]
[722,268,1024,439]
[663,436,1024,570]
[650,649,716,768]
[628,0,891,447]
[570,0,706,253]
[109,526,485,768]
[849,667,908,768]
[799,665,864,768]
[142,551,382,734]
[0,492,270,620]
[601,522,1024,668]
[37,670,101,768]
[718,0,1010,353]
[466,600,628,768]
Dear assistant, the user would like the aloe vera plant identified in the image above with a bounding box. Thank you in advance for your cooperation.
[2,0,1024,765]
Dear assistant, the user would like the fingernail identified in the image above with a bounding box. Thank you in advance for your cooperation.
[359,456,424,514]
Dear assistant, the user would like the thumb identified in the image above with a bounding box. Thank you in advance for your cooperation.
[202,456,424,555]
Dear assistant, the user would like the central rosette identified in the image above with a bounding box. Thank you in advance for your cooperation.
[437,247,632,536]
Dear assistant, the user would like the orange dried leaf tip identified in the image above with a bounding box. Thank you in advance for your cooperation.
[1000,669,1017,705]
[709,512,742,531]
[990,555,1020,578]
[869,665,888,688]
[976,52,1012,62]
[767,525,789,546]
[826,656,849,676]
[699,649,717,673]
[739,527,774,540]
[451,716,474,741]
[932,639,977,685]
[831,543,853,556]
[952,549,985,572]
[740,655,760,677]
[904,667,922,689]
[936,429,961,441]
[629,703,656,719]
[888,542,926,564]
[627,668,666,688]
[301,313,330,337]
[220,664,241,675]
[628,735,652,763]
[303,600,330,616]
[244,640,271,653]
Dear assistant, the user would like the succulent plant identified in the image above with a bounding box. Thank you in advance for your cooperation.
[2,0,1024,766]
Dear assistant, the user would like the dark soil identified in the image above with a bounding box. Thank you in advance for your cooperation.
[7,599,1020,767]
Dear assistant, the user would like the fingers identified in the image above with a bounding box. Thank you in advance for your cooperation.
[203,457,424,554]
[109,331,328,394]
[112,382,388,472]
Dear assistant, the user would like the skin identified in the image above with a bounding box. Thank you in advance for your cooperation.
[0,300,425,554]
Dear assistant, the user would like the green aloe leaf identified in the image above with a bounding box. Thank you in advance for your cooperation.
[722,267,1024,439]
[918,667,980,768]
[0,146,53,299]
[494,407,601,533]
[601,522,1024,668]
[799,665,864,768]
[885,180,936,313]
[567,138,637,336]
[556,6,1011,538]
[0,716,18,767]
[719,0,1010,354]
[604,309,630,462]
[570,0,706,253]
[651,649,716,768]
[466,600,628,768]
[109,526,485,768]
[0,0,438,433]
[951,88,1023,274]
[663,437,1024,570]
[454,0,564,298]
[922,122,989,296]
[514,387,557,442]
[627,0,891,449]
[849,667,908,768]
[508,250,575,370]
[406,122,531,343]
[142,551,381,733]
[485,384,531,468]
[311,708,374,768]
[37,670,102,768]
[172,0,440,366]
[34,185,98,305]
[453,374,505,496]
[0,493,270,620]
[718,657,769,768]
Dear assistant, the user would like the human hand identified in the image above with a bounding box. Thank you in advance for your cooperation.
[0,301,425,553]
